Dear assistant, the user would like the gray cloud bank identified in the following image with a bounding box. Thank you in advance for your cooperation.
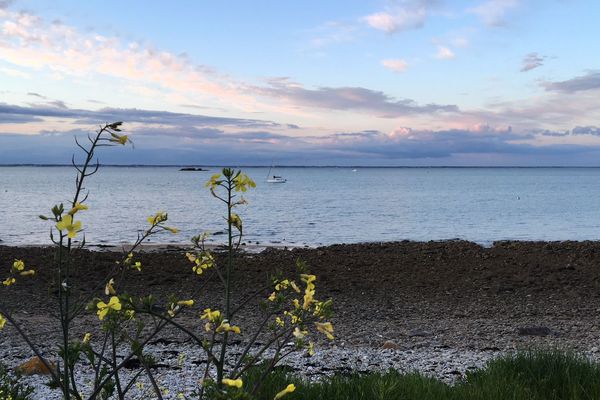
[252,78,459,117]
[3,103,600,166]
[544,71,600,93]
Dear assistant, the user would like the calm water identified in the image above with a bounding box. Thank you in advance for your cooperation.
[1,166,600,247]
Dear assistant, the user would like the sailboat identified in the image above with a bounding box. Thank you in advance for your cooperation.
[266,165,286,183]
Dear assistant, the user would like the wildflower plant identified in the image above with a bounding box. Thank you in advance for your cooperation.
[0,123,180,399]
[173,168,335,399]
[0,122,335,400]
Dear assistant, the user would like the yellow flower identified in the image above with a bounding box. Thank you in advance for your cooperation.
[229,213,242,230]
[293,327,307,339]
[133,261,142,272]
[301,274,316,285]
[274,383,296,399]
[165,226,179,234]
[67,202,88,215]
[124,253,134,264]
[303,288,315,310]
[105,278,116,296]
[307,341,315,356]
[275,317,284,327]
[315,322,334,340]
[177,299,194,307]
[205,173,222,189]
[275,279,289,291]
[56,214,82,238]
[0,313,6,329]
[292,299,300,309]
[97,296,122,320]
[233,173,256,192]
[290,281,301,293]
[201,308,221,322]
[222,378,243,388]
[192,253,214,275]
[147,212,168,225]
[109,132,129,145]
[12,259,25,272]
[20,270,35,277]
[2,277,16,286]
[216,322,241,334]
[82,333,91,344]
[268,292,277,302]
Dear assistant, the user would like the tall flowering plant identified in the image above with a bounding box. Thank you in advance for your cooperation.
[0,123,335,400]
[0,123,180,399]
[176,168,334,399]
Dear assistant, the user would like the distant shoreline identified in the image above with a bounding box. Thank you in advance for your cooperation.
[4,164,600,169]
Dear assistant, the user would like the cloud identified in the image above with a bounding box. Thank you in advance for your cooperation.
[46,100,68,109]
[308,21,358,49]
[381,59,408,72]
[572,126,600,136]
[364,1,432,34]
[536,129,570,137]
[543,71,600,93]
[0,7,257,110]
[435,46,455,60]
[0,114,42,124]
[252,78,459,117]
[0,6,460,122]
[0,0,13,10]
[3,112,600,165]
[469,0,520,26]
[0,66,30,78]
[323,125,536,159]
[27,92,47,99]
[520,52,545,72]
[0,103,287,129]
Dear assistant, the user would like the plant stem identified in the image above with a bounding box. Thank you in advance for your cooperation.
[217,175,234,386]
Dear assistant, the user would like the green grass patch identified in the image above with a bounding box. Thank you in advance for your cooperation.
[244,351,600,400]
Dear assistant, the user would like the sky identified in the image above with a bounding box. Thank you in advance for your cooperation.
[1,0,600,166]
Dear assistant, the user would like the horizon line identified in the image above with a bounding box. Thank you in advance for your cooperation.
[4,164,600,169]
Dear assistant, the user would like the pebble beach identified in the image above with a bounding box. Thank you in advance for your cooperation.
[2,240,600,398]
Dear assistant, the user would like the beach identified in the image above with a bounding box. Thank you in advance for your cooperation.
[2,240,599,371]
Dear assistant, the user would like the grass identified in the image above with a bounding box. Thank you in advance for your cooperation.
[244,351,600,400]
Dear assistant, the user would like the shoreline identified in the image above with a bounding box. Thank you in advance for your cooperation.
[2,240,600,396]
[4,238,600,252]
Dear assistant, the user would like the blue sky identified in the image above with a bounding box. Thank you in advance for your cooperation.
[2,0,600,165]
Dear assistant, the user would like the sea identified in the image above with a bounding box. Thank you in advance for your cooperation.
[2,166,600,248]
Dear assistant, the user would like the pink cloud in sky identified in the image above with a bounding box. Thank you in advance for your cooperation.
[364,1,430,33]
[381,59,409,72]
[468,0,520,27]
[435,46,455,60]
[0,9,260,112]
